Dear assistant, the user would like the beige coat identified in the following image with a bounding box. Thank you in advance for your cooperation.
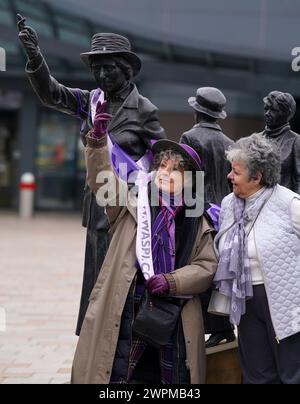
[71,137,218,384]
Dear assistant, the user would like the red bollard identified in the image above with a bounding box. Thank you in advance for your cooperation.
[19,173,36,219]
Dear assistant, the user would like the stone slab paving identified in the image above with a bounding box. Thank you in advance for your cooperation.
[0,211,85,384]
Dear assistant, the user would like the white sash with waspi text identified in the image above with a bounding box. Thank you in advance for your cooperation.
[90,88,154,280]
[135,171,155,280]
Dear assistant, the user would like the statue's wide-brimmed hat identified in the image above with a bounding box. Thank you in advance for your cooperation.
[80,33,141,76]
[188,87,227,119]
[151,139,202,171]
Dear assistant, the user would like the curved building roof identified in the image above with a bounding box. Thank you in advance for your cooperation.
[47,0,299,62]
[0,0,299,114]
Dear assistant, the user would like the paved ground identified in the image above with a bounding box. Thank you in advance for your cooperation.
[0,211,85,384]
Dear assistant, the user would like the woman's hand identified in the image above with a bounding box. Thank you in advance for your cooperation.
[91,101,112,139]
[146,274,169,295]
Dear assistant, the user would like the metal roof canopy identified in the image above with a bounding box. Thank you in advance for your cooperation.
[0,0,299,112]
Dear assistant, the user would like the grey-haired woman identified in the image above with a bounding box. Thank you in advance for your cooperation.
[213,133,300,384]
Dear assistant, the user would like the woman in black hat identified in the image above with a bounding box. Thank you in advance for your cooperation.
[71,102,217,384]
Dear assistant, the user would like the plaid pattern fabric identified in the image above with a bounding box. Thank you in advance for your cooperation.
[159,341,174,384]
[126,285,147,382]
[152,198,182,276]
[110,284,146,384]
[127,336,147,382]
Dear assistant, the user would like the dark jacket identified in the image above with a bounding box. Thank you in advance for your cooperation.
[25,53,166,230]
[180,122,233,206]
[259,126,300,194]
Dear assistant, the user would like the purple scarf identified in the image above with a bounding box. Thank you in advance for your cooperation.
[152,192,183,275]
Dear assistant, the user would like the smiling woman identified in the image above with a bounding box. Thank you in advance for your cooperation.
[226,133,281,199]
[152,149,191,195]
[213,133,300,384]
[71,127,218,384]
[227,160,262,199]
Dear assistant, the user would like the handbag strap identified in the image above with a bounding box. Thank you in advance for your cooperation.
[245,188,274,236]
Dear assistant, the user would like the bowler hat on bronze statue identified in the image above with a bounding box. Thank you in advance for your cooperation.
[188,87,227,119]
[80,33,141,76]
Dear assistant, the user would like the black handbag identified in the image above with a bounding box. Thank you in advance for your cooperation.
[132,289,184,349]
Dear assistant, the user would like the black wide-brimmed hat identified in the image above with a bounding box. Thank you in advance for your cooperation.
[80,33,141,76]
[188,87,227,119]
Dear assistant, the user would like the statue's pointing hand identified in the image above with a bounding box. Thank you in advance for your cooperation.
[17,13,40,60]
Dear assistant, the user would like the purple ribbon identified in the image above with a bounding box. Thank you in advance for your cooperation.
[206,203,221,231]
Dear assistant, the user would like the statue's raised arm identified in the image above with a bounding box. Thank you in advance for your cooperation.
[16,13,89,120]
[17,14,40,61]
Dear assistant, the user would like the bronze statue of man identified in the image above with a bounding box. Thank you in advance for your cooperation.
[17,14,165,335]
[180,87,235,348]
[259,91,300,194]
[180,87,233,206]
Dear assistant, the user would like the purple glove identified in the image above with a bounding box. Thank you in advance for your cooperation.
[90,101,112,139]
[146,274,169,295]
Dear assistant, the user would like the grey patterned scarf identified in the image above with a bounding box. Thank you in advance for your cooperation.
[214,187,274,325]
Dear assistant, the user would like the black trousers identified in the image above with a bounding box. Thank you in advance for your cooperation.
[238,285,300,384]
[75,228,110,336]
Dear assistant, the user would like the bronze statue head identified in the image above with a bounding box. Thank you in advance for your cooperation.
[263,91,296,129]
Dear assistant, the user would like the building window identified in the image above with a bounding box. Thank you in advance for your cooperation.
[36,111,85,210]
